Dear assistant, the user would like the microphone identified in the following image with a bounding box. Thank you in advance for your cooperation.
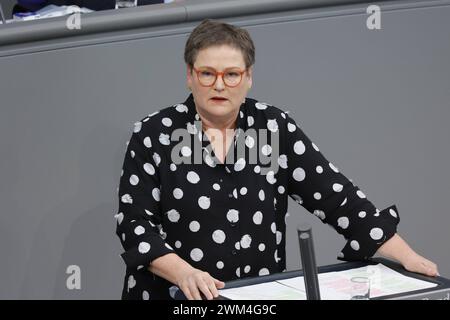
[0,4,6,24]
[297,223,321,300]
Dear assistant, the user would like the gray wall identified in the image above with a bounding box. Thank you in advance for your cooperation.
[1,0,449,299]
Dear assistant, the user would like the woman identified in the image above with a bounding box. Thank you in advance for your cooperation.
[115,19,438,300]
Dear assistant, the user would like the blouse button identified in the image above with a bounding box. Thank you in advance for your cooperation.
[228,193,233,198]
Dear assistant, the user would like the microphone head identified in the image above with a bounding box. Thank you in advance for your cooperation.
[297,222,312,233]
[0,4,5,24]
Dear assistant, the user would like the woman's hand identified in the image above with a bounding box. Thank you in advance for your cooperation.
[148,253,225,300]
[376,233,439,277]
[177,268,225,300]
[402,252,439,277]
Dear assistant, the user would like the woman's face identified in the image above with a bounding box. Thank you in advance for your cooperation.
[187,45,253,123]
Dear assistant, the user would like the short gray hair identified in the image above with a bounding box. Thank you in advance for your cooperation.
[184,19,255,69]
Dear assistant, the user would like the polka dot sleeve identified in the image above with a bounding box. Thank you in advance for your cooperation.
[115,123,174,270]
[284,115,400,261]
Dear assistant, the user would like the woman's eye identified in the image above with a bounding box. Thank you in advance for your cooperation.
[226,72,240,77]
[201,71,214,77]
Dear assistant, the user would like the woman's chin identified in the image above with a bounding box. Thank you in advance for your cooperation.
[208,99,230,107]
[206,103,233,114]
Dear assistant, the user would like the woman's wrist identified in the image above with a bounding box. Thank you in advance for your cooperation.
[376,233,415,264]
[148,253,196,286]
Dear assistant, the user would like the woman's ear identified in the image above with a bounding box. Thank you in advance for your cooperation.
[186,65,193,90]
[246,66,253,90]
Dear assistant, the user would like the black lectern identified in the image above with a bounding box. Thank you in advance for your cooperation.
[210,258,450,300]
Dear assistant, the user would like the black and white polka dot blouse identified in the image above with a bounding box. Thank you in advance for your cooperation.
[115,94,400,300]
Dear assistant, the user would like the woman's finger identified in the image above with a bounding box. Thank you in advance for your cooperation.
[426,262,438,277]
[206,279,219,299]
[180,284,193,300]
[214,278,225,289]
[188,280,203,300]
[198,281,214,300]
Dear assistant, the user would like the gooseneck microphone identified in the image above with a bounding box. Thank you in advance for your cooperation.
[0,4,6,24]
[297,223,321,300]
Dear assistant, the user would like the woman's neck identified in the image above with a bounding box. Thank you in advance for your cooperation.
[197,109,238,133]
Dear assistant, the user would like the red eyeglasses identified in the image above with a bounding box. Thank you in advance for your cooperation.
[193,67,247,87]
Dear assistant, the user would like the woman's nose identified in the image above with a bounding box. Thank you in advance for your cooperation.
[214,74,226,90]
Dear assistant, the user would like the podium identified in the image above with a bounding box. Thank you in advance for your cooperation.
[212,258,450,300]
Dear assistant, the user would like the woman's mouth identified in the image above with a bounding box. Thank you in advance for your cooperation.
[211,97,228,102]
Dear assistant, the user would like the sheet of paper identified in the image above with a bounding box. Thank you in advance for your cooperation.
[277,263,438,299]
[219,281,306,300]
[220,264,438,300]
[277,273,349,300]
